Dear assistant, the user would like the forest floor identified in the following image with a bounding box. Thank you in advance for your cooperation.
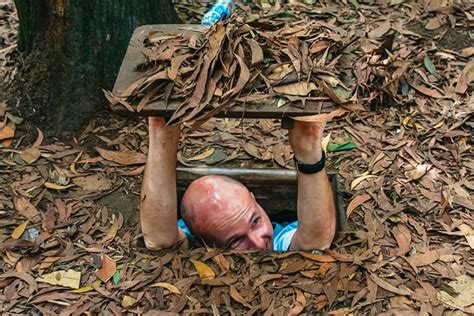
[1,0,473,315]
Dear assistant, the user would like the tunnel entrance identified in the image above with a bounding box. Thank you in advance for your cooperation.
[176,167,345,229]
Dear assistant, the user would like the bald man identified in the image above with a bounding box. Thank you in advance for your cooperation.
[140,117,336,251]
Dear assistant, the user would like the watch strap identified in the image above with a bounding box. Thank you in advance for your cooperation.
[295,150,326,174]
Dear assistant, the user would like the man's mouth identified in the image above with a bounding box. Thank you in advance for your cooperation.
[265,239,271,250]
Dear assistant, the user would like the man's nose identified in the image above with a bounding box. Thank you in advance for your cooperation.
[248,232,266,250]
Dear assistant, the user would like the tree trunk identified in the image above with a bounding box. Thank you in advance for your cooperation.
[12,0,181,133]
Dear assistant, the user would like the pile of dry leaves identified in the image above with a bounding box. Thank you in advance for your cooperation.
[0,0,18,87]
[107,15,350,124]
[1,0,473,315]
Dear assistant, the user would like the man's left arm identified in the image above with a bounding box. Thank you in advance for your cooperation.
[288,120,337,251]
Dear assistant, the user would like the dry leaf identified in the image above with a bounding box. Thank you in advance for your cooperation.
[243,142,262,160]
[95,254,117,282]
[290,288,307,314]
[457,224,474,249]
[437,275,474,312]
[212,254,230,274]
[267,64,293,80]
[253,274,284,288]
[368,20,391,38]
[321,133,331,153]
[460,47,474,57]
[351,174,377,190]
[14,196,39,220]
[246,38,264,66]
[425,16,443,30]
[462,60,474,82]
[37,269,81,289]
[412,84,444,98]
[299,253,336,262]
[229,285,252,308]
[121,295,137,308]
[190,259,215,279]
[70,280,102,293]
[393,223,411,256]
[44,182,75,190]
[20,148,41,164]
[187,147,215,161]
[456,60,474,94]
[0,123,14,140]
[96,147,146,165]
[72,174,112,191]
[273,82,317,96]
[0,272,38,296]
[346,194,371,218]
[151,282,181,295]
[11,220,29,240]
[407,250,439,267]
[101,214,122,244]
[369,274,413,296]
[405,164,430,180]
[20,128,43,164]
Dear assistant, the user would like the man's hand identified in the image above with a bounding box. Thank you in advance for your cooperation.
[288,120,326,164]
[148,117,180,146]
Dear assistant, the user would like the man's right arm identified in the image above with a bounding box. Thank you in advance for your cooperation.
[140,117,188,249]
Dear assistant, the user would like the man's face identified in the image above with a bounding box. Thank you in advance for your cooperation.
[194,191,274,250]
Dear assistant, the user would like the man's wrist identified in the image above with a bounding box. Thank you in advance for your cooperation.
[294,145,323,164]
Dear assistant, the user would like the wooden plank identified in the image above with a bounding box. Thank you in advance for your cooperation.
[112,24,338,119]
[176,167,346,230]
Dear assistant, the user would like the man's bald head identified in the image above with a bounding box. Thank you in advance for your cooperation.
[180,175,247,229]
[180,175,273,249]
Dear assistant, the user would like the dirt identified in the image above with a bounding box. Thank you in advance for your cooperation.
[99,190,140,226]
[407,21,473,51]
[438,27,473,51]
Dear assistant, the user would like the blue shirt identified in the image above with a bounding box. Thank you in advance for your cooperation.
[177,219,298,251]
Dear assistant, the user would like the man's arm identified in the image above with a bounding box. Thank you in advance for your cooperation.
[288,120,336,251]
[140,117,188,249]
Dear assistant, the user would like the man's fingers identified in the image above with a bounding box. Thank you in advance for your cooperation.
[291,108,348,123]
[149,116,166,127]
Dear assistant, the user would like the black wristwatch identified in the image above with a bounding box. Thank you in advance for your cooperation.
[294,150,326,174]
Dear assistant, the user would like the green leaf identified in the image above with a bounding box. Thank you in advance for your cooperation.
[424,56,437,75]
[349,0,359,9]
[390,0,405,5]
[327,142,356,152]
[263,57,274,64]
[401,81,409,96]
[277,98,288,108]
[275,11,298,19]
[112,271,121,285]
[6,113,23,124]
[331,85,351,101]
[203,149,227,165]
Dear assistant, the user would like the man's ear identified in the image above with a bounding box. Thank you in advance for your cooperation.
[250,192,255,200]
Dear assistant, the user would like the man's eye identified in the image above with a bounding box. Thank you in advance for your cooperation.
[230,238,242,247]
[252,217,260,227]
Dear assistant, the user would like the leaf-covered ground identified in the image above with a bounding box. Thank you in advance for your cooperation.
[1,0,473,315]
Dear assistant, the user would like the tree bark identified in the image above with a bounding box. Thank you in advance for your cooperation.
[12,0,181,133]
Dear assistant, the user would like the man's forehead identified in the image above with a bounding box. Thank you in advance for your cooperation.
[208,213,255,244]
[194,194,257,238]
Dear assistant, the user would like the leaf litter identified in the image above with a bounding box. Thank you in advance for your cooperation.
[0,0,473,314]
